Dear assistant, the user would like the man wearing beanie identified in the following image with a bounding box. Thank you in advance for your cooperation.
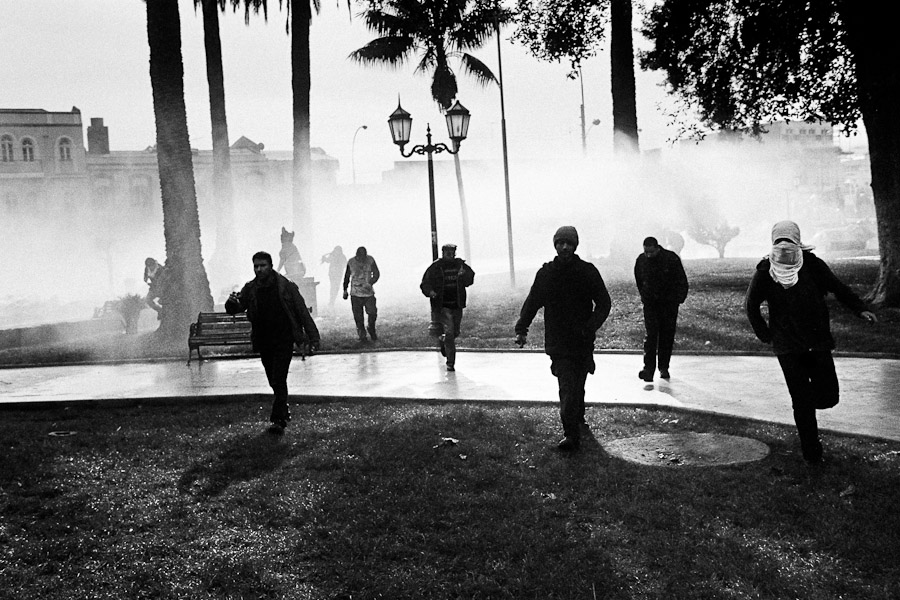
[515,226,612,451]
[746,220,877,463]
[634,235,689,381]
[420,243,475,371]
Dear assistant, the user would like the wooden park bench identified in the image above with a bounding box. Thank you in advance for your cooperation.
[187,312,252,365]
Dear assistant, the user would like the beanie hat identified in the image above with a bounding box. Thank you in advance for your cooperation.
[771,220,802,245]
[553,226,579,247]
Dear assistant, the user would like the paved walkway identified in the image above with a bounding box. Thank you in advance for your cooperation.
[1,351,898,442]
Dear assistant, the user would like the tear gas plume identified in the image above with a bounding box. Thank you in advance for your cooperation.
[0,141,871,333]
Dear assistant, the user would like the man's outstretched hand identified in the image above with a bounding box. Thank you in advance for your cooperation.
[515,334,526,348]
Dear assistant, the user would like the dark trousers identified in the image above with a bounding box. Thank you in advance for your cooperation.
[642,302,680,371]
[351,295,377,339]
[776,350,839,461]
[259,342,294,425]
[551,356,590,440]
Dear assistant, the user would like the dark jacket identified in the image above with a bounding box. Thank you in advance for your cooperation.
[420,258,475,311]
[634,248,689,305]
[225,271,320,351]
[745,251,868,354]
[515,255,612,358]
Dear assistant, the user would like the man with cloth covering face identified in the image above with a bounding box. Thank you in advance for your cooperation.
[745,220,877,463]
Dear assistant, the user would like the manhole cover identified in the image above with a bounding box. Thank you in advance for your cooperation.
[605,432,769,467]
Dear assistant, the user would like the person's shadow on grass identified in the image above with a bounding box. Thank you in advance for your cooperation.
[178,431,290,498]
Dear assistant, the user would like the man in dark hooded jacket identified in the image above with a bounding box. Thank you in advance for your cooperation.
[515,226,612,451]
[634,236,689,381]
[746,221,876,463]
[226,251,320,435]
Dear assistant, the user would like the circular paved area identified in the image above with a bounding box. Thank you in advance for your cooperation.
[604,432,769,467]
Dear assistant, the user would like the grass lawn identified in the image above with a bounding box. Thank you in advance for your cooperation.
[2,399,899,599]
[1,258,898,366]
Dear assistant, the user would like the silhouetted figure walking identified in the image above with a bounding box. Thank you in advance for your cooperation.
[634,236,689,381]
[342,246,380,342]
[226,251,320,435]
[321,245,347,309]
[516,227,611,451]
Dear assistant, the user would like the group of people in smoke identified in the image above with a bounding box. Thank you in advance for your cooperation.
[195,220,877,462]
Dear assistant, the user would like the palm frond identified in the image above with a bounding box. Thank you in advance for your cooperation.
[363,9,423,38]
[459,53,497,87]
[349,36,416,66]
[230,0,268,25]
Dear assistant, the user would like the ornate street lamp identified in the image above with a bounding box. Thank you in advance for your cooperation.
[388,98,470,261]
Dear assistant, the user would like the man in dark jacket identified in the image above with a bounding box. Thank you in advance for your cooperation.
[226,251,320,435]
[420,243,475,372]
[634,236,689,381]
[746,221,876,463]
[515,226,612,451]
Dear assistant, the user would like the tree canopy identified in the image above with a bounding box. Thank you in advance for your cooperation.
[512,0,608,75]
[641,0,900,306]
[641,0,860,134]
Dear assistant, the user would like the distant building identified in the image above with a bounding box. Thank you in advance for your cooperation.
[0,107,339,219]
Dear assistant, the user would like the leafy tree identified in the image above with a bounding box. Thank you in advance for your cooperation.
[145,0,214,341]
[512,0,639,153]
[687,220,740,259]
[350,0,512,259]
[642,0,900,306]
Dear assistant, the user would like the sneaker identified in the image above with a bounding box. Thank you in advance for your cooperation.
[557,436,580,452]
[659,369,670,380]
[638,369,654,382]
[267,422,285,435]
[368,328,378,341]
[446,364,455,372]
[439,334,446,357]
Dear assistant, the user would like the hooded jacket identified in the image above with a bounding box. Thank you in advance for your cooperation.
[634,247,689,305]
[516,255,612,358]
[225,271,320,351]
[745,251,868,354]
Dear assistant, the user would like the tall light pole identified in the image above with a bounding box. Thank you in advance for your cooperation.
[579,66,587,156]
[388,99,471,261]
[352,125,367,185]
[496,17,515,287]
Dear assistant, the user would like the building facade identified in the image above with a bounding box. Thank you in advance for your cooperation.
[0,107,339,220]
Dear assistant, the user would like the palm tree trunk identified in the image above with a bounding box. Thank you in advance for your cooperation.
[146,0,214,341]
[610,0,639,154]
[452,152,472,261]
[201,0,238,286]
[291,0,314,259]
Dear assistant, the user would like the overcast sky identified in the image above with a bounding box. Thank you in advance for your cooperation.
[1,0,688,182]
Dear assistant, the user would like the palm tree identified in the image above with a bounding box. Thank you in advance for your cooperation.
[351,0,512,261]
[610,0,638,154]
[193,0,267,284]
[145,0,215,341]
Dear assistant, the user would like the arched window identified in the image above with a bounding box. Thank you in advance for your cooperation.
[21,138,35,162]
[58,137,73,161]
[0,135,13,162]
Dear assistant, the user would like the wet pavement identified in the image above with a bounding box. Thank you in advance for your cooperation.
[0,350,898,442]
